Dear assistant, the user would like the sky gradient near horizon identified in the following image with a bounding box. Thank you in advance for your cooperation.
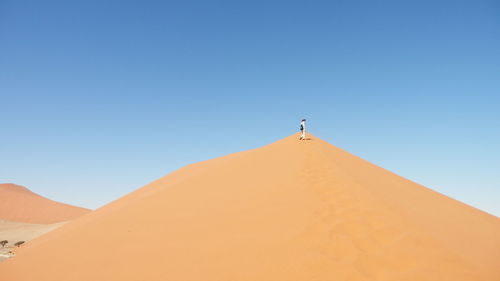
[1,1,499,216]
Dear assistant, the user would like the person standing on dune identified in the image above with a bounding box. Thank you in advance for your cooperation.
[299,119,306,140]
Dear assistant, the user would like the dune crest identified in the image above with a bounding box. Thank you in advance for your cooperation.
[1,134,499,280]
[0,183,90,224]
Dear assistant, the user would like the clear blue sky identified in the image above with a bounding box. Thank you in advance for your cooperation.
[1,0,499,216]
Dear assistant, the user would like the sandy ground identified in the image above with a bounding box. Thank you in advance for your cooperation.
[0,183,90,224]
[0,220,66,261]
[1,134,499,280]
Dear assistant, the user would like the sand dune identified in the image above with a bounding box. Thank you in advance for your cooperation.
[1,134,499,280]
[0,183,90,224]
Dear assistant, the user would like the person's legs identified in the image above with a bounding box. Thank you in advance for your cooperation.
[300,130,305,140]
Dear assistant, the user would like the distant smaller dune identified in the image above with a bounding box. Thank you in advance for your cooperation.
[0,184,90,224]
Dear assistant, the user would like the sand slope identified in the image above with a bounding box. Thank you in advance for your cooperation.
[1,134,499,280]
[0,184,90,224]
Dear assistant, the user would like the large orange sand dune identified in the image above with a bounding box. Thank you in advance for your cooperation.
[1,134,499,280]
[0,183,90,224]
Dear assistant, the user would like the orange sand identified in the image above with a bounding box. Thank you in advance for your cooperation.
[1,134,499,280]
[0,184,90,224]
